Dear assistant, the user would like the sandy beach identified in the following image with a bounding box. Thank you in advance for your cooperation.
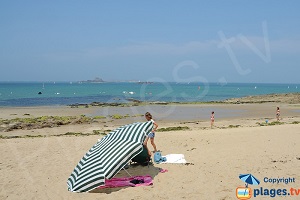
[1,99,300,199]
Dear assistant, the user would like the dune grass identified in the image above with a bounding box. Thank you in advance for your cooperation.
[256,121,284,126]
[157,126,190,132]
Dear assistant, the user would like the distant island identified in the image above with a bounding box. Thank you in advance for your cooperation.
[78,78,156,84]
[136,81,154,84]
[80,77,104,83]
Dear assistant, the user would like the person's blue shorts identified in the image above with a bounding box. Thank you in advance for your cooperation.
[148,132,155,138]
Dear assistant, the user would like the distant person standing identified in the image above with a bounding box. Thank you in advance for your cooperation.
[211,111,215,128]
[276,107,280,121]
[144,112,159,155]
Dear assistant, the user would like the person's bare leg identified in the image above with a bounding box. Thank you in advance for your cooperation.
[144,137,151,156]
[150,138,157,152]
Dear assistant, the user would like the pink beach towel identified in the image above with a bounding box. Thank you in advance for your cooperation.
[98,175,153,189]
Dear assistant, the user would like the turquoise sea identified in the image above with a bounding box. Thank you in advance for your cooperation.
[0,82,298,107]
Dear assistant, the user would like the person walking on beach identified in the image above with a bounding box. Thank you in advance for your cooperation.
[211,111,215,128]
[276,107,280,121]
[143,112,158,155]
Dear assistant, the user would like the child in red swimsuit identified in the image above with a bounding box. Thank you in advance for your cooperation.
[211,111,215,128]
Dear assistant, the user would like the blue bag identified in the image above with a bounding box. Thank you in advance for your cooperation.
[154,152,166,164]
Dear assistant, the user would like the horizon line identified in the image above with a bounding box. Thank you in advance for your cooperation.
[0,80,299,85]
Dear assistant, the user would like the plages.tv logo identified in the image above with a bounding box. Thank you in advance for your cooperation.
[236,174,260,199]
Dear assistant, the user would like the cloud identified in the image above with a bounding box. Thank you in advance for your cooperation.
[42,37,300,62]
[218,34,300,54]
[270,38,300,53]
[84,40,220,57]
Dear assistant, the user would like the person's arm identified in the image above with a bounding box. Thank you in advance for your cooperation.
[153,121,158,132]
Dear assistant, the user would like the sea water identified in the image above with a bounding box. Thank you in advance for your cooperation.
[0,82,298,107]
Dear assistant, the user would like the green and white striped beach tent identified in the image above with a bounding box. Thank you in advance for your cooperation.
[67,121,153,192]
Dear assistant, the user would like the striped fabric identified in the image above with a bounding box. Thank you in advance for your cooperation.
[67,121,153,192]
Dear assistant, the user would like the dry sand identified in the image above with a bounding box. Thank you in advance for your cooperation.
[0,102,300,199]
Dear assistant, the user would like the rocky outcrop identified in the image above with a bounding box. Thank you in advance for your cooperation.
[222,93,300,104]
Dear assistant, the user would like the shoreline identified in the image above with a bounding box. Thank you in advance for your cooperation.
[1,92,299,124]
[1,101,299,138]
[0,92,299,108]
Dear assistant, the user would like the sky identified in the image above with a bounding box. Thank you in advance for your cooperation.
[0,0,300,83]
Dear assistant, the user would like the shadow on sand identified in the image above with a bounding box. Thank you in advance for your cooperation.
[89,163,161,194]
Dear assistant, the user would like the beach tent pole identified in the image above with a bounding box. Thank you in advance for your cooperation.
[123,168,132,177]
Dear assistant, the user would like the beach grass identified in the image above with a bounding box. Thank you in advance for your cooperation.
[0,129,109,139]
[291,121,300,124]
[93,116,106,119]
[228,124,241,128]
[0,115,95,132]
[157,126,190,132]
[256,121,285,126]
